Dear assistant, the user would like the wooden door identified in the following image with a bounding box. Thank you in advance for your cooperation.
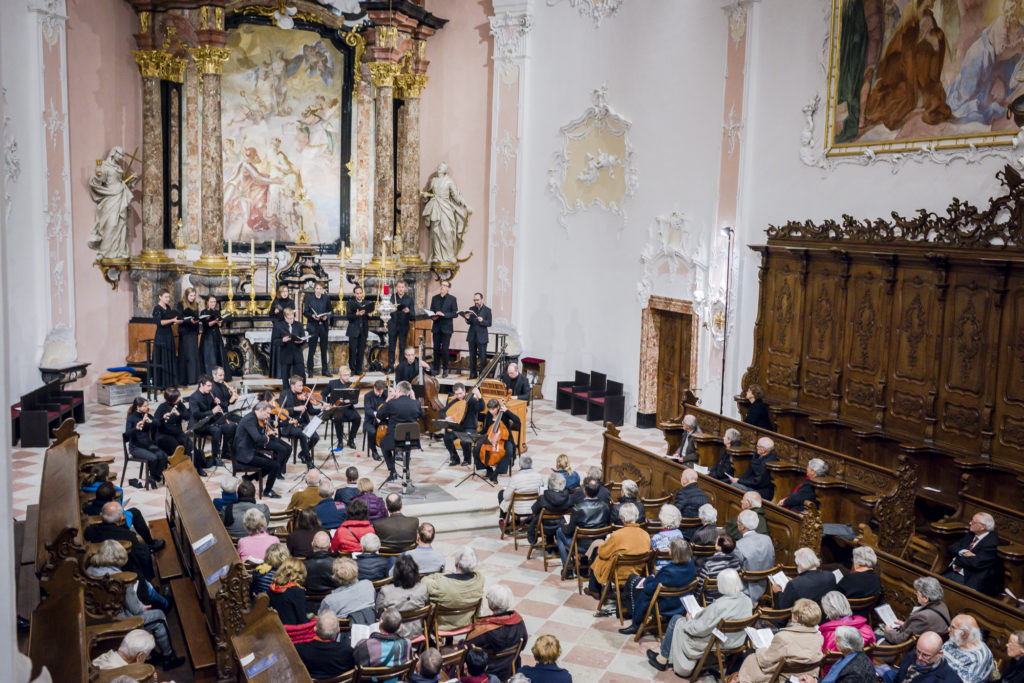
[656,310,693,421]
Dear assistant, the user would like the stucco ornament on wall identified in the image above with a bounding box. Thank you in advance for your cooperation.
[547,86,638,230]
[637,210,710,308]
[547,0,622,27]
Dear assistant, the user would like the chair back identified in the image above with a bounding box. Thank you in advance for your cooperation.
[565,525,613,592]
[691,543,716,557]
[432,598,482,643]
[399,602,434,643]
[846,593,878,615]
[372,575,394,590]
[354,658,417,682]
[486,641,524,676]
[379,543,416,558]
[312,670,356,683]
[769,656,823,683]
[641,494,671,517]
[607,551,653,585]
[633,579,698,642]
[701,577,719,607]
[758,606,793,624]
[868,635,918,662]
[439,645,468,678]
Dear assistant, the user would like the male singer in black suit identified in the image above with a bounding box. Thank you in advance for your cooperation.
[440,383,484,466]
[942,512,1005,597]
[278,375,320,466]
[346,284,371,374]
[376,381,425,483]
[210,366,238,459]
[327,366,361,453]
[473,399,521,483]
[428,280,458,377]
[501,362,531,401]
[463,292,491,379]
[271,308,306,385]
[188,375,224,470]
[304,282,332,376]
[233,401,291,499]
[387,280,414,371]
[362,379,387,461]
[395,346,431,384]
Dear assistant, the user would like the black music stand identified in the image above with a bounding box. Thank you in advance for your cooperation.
[379,422,421,493]
[455,433,496,488]
[317,405,347,471]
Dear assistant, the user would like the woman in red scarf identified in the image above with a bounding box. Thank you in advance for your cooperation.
[463,584,528,682]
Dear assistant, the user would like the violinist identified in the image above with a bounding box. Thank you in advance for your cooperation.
[125,397,173,487]
[387,280,414,371]
[233,401,290,499]
[154,388,195,467]
[271,307,307,385]
[395,346,431,385]
[472,398,521,484]
[501,362,531,401]
[210,366,238,458]
[376,381,424,484]
[188,375,224,473]
[441,383,484,467]
[362,380,387,461]
[303,281,332,376]
[327,366,362,454]
[463,292,492,379]
[278,375,320,466]
[346,284,371,374]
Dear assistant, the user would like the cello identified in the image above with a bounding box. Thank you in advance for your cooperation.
[477,389,513,468]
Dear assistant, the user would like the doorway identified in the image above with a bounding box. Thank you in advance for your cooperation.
[637,297,698,427]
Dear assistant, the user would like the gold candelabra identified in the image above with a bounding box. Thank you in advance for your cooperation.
[245,264,261,316]
[223,261,239,315]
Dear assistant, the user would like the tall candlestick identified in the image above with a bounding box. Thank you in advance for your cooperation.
[228,239,232,257]
[270,239,275,262]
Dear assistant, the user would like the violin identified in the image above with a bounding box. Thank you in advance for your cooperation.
[477,391,512,468]
[269,399,298,426]
[258,416,279,437]
[297,386,324,408]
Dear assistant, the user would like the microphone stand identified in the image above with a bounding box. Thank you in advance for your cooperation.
[528,376,540,435]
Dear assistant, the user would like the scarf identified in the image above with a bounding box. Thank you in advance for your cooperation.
[464,611,522,641]
[269,581,299,593]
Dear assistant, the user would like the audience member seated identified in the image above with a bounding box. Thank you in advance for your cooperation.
[376,555,429,639]
[425,547,486,633]
[729,437,777,501]
[887,631,961,683]
[288,471,323,511]
[724,491,768,540]
[735,598,824,683]
[709,428,739,483]
[237,507,280,563]
[773,548,836,610]
[743,384,774,431]
[411,647,444,683]
[837,546,881,617]
[649,505,684,569]
[780,459,827,513]
[266,558,308,625]
[673,469,709,523]
[313,479,347,530]
[1002,630,1024,683]
[213,475,239,512]
[287,508,322,558]
[529,473,573,549]
[222,480,270,540]
[941,614,994,683]
[519,634,572,683]
[648,568,751,675]
[498,455,545,522]
[619,537,695,636]
[881,577,951,645]
[734,508,775,604]
[330,498,375,553]
[672,414,700,465]
[83,501,156,580]
[354,477,388,521]
[353,607,411,669]
[91,629,155,670]
[464,584,529,681]
[692,504,720,547]
[570,467,611,505]
[86,541,184,670]
[373,493,419,550]
[356,533,394,581]
[319,557,376,624]
[941,512,1005,597]
[404,522,445,575]
[555,477,612,573]
[586,503,650,600]
[295,610,354,679]
[252,543,291,595]
[554,454,580,491]
[461,647,501,683]
[797,625,875,683]
[304,531,338,593]
[82,481,163,551]
[819,591,875,655]
[609,480,646,526]
[699,532,744,602]
[334,466,361,504]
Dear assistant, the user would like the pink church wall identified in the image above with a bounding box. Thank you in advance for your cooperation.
[67,0,142,399]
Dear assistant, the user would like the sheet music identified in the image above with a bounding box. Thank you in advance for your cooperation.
[682,594,703,616]
[693,464,709,475]
[832,568,844,582]
[770,571,790,589]
[875,604,899,628]
[302,415,322,438]
[745,626,774,649]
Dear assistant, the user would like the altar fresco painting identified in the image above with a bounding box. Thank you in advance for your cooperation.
[222,24,344,243]
[826,0,1024,155]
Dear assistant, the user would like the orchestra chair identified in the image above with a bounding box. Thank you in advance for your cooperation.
[500,490,539,550]
[593,551,653,624]
[119,433,150,488]
[632,579,697,642]
[230,453,266,500]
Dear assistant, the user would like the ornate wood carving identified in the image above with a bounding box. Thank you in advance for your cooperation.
[797,500,823,557]
[214,561,250,682]
[872,455,918,556]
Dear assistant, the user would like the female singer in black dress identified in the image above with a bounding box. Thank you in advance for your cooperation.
[154,388,196,466]
[743,383,774,431]
[125,397,174,487]
[178,287,201,386]
[269,284,294,379]
[199,295,230,379]
[152,290,179,390]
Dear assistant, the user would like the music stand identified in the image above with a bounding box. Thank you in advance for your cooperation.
[455,432,497,488]
[380,422,420,493]
[317,405,347,471]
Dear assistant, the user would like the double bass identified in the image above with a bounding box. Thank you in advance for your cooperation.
[414,338,443,433]
[477,389,512,467]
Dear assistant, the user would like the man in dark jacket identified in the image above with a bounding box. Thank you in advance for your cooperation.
[83,502,156,580]
[189,375,224,471]
[295,610,354,679]
[428,280,458,377]
[346,284,371,374]
[941,512,1005,597]
[891,631,962,683]
[356,533,394,581]
[233,401,290,499]
[376,382,425,483]
[673,469,709,521]
[773,547,836,609]
[529,473,573,546]
[373,493,420,550]
[334,466,361,504]
[312,481,346,530]
[730,436,777,500]
[304,531,337,593]
[674,414,700,466]
[555,477,611,572]
[462,292,492,379]
[570,466,611,505]
[362,380,387,460]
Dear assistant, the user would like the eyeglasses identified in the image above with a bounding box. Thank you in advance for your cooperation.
[915,649,940,663]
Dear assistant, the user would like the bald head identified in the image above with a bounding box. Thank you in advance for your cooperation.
[312,531,331,552]
[306,471,321,486]
[917,631,944,658]
[681,469,699,486]
[950,614,983,648]
[101,501,124,524]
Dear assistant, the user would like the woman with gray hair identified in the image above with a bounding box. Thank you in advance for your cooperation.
[819,591,876,654]
[773,547,836,610]
[620,537,696,635]
[650,504,684,569]
[692,503,720,546]
[882,576,951,645]
[237,506,280,563]
[781,458,828,513]
[611,479,646,525]
[837,546,881,613]
[529,471,573,548]
[709,430,739,482]
[464,584,529,681]
[797,625,874,683]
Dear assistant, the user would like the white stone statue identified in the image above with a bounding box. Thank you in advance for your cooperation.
[422,162,471,264]
[88,146,134,260]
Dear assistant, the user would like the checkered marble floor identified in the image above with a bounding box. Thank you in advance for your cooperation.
[13,398,707,681]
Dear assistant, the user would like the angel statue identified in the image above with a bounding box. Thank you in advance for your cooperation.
[88,146,135,260]
[421,162,471,265]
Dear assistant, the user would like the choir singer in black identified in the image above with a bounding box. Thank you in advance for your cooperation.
[304,282,332,377]
[463,292,491,379]
[375,381,424,483]
[271,307,307,385]
[346,285,371,374]
[233,401,291,499]
[428,280,458,377]
[472,399,521,483]
[387,280,414,371]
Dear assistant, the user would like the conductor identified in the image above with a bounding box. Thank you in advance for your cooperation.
[375,381,424,484]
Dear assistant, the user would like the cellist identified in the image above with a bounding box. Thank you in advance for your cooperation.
[472,398,521,484]
[440,383,484,467]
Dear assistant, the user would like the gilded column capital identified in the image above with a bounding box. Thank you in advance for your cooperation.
[368,62,401,88]
[395,74,429,99]
[190,46,231,75]
[133,50,170,79]
[163,55,187,83]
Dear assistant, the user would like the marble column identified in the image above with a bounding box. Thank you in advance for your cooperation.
[369,62,400,261]
[133,50,170,262]
[191,46,231,267]
[395,74,428,264]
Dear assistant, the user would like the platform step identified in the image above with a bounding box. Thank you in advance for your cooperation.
[407,498,500,536]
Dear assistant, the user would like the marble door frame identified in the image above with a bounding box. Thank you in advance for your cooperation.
[637,295,699,426]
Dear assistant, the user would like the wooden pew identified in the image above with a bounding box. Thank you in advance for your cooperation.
[230,593,312,682]
[35,434,86,578]
[600,423,820,565]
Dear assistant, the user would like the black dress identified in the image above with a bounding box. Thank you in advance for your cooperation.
[152,305,178,389]
[199,308,230,379]
[178,304,201,386]
[268,296,295,377]
[744,398,774,431]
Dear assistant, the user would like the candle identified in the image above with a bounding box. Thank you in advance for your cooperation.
[249,239,254,266]
[228,239,232,257]
[383,284,389,295]
[271,239,275,262]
